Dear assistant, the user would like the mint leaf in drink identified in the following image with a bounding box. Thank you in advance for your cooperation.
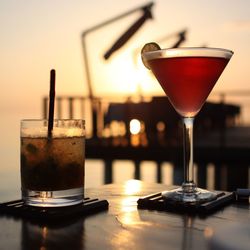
[26,143,38,154]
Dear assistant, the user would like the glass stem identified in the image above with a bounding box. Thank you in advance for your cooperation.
[182,117,196,193]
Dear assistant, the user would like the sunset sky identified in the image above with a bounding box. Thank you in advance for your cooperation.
[1,0,250,117]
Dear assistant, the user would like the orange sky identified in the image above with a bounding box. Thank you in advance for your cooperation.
[0,0,250,119]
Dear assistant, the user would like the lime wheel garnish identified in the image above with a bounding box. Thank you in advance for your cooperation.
[141,42,161,69]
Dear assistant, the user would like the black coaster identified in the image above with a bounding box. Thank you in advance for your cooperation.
[0,197,109,222]
[137,191,235,215]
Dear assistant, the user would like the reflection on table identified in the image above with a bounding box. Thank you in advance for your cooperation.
[1,180,249,250]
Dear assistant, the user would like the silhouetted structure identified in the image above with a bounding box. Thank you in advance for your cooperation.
[103,97,240,147]
[42,95,250,192]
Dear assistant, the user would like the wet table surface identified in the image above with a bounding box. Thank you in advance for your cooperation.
[0,180,249,250]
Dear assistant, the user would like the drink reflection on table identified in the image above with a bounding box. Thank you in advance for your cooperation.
[21,218,84,250]
[181,215,194,250]
[136,211,206,250]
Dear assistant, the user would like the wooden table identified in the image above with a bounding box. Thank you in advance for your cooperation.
[0,180,249,250]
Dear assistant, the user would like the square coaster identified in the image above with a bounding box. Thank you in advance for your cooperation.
[0,197,109,222]
[137,191,234,215]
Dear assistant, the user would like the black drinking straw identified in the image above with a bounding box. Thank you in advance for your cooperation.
[48,69,56,139]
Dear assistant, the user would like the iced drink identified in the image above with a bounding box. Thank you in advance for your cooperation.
[20,119,85,207]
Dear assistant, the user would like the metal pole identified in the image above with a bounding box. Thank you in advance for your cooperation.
[81,1,154,99]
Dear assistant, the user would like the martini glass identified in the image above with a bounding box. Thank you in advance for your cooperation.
[142,47,233,205]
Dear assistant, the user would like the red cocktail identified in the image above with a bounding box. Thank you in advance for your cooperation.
[142,47,233,204]
[148,56,230,117]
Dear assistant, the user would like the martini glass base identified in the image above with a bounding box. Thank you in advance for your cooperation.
[162,187,217,205]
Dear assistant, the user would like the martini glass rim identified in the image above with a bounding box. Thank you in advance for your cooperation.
[142,46,234,61]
